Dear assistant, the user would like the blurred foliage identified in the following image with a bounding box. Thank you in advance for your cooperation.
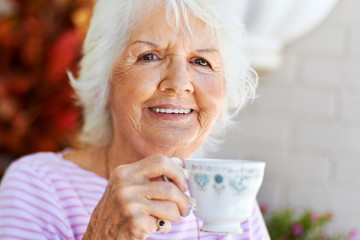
[0,0,94,179]
[261,206,358,240]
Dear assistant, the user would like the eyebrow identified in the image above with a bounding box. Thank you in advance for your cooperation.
[196,48,219,54]
[131,40,159,48]
[131,40,218,54]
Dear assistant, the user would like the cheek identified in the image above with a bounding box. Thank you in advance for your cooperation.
[110,66,161,133]
[111,64,161,106]
[194,73,225,113]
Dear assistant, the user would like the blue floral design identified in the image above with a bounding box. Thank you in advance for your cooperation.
[214,174,223,184]
[230,176,249,193]
[194,173,209,190]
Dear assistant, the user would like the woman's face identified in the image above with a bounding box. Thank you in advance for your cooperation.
[109,6,225,159]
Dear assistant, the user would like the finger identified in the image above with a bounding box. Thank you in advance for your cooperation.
[141,181,190,217]
[117,182,188,219]
[124,214,159,240]
[139,155,187,192]
[144,199,182,222]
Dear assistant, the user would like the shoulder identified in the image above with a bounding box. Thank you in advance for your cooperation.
[1,151,93,197]
[10,151,67,169]
[7,151,64,172]
[6,149,107,183]
[3,151,107,190]
[0,152,79,239]
[0,152,71,195]
[5,151,86,181]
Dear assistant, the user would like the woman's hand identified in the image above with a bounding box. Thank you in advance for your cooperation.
[82,155,190,240]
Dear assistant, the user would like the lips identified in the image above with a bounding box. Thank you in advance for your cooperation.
[149,107,193,114]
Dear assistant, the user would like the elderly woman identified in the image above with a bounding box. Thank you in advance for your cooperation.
[0,0,269,239]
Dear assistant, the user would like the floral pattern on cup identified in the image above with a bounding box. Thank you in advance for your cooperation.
[191,172,255,195]
[194,173,209,190]
[214,174,223,183]
[229,176,250,194]
[189,164,263,177]
[213,174,225,194]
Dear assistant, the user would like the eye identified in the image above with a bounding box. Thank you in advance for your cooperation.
[138,52,158,61]
[193,57,210,67]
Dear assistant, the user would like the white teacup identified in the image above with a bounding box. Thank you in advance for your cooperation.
[183,158,265,234]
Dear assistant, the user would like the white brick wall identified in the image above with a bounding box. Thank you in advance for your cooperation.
[343,59,360,90]
[289,27,345,56]
[338,126,360,154]
[293,122,335,150]
[292,87,336,117]
[334,155,360,185]
[341,92,360,121]
[288,153,330,184]
[301,58,342,87]
[349,28,360,57]
[214,0,360,233]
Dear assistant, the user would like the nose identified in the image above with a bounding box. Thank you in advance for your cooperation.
[159,58,194,95]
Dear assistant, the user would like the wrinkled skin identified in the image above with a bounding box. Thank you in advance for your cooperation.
[82,155,189,240]
[77,4,225,240]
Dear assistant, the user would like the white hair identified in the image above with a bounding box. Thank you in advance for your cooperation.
[69,0,258,156]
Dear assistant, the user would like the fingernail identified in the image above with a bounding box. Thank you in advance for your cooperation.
[162,175,169,182]
[188,196,197,211]
[183,169,189,179]
[170,157,182,167]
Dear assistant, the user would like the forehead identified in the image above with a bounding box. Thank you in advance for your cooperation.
[128,5,218,49]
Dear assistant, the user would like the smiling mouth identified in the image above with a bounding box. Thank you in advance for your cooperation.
[149,107,193,114]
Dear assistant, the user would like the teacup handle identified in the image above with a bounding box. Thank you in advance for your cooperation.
[161,158,197,211]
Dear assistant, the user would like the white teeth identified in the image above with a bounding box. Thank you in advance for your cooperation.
[184,109,191,114]
[150,108,192,114]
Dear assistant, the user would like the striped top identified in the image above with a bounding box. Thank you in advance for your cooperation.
[0,152,270,240]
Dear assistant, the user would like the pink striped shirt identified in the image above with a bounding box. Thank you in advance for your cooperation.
[0,152,270,239]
